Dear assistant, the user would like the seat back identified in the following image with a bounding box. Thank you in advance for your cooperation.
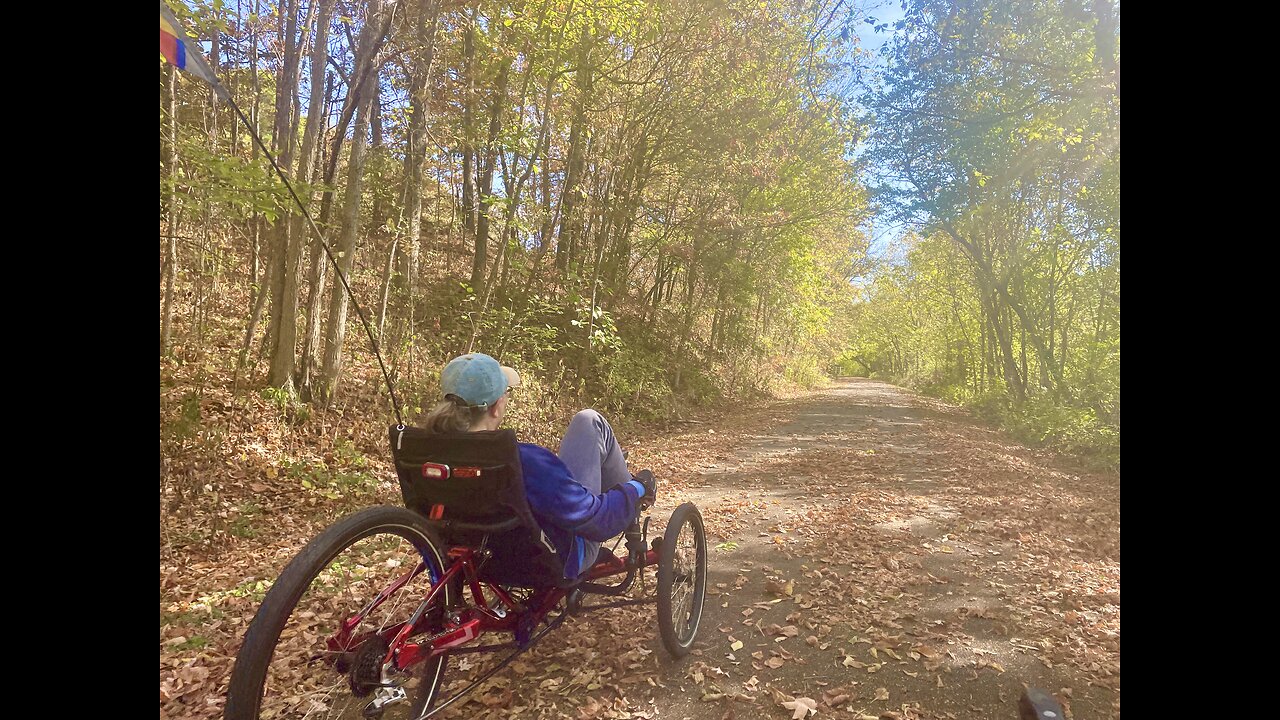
[389,425,565,587]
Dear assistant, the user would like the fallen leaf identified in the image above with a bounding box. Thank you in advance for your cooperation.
[782,696,818,719]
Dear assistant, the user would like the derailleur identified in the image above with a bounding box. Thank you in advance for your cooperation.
[361,685,408,719]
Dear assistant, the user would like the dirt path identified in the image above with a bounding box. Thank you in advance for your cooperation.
[161,378,1119,720]
[508,379,1119,720]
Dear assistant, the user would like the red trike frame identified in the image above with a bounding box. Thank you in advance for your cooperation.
[324,541,660,689]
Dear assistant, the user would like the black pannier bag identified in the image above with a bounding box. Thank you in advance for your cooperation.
[389,425,567,588]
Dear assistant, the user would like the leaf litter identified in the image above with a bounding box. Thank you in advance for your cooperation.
[161,380,1117,720]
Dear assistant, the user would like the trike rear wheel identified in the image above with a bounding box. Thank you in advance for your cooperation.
[225,506,452,720]
[656,502,707,657]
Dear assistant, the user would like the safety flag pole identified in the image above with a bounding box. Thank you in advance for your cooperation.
[160,1,405,425]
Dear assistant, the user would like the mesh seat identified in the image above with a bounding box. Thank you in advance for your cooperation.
[389,425,569,588]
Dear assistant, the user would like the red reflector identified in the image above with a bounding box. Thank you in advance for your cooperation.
[422,462,450,479]
[429,504,445,520]
[453,467,482,478]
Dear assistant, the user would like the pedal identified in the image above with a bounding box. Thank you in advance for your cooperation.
[650,537,663,554]
[515,612,538,648]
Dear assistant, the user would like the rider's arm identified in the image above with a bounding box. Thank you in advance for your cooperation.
[518,444,644,541]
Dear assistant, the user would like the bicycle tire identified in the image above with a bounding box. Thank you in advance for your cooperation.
[225,505,452,720]
[656,502,707,658]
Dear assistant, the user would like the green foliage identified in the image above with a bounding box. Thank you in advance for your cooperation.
[227,502,263,539]
[198,578,273,608]
[280,456,378,500]
[162,0,869,438]
[167,392,204,441]
[170,635,210,651]
[1001,397,1119,471]
[848,0,1119,468]
[261,387,311,425]
[783,357,824,387]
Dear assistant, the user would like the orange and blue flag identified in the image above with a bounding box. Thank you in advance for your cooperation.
[159,9,189,70]
[159,2,222,91]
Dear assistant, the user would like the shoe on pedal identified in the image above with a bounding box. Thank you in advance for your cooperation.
[634,469,657,509]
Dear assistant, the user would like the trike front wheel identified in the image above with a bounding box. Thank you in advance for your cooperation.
[656,502,707,658]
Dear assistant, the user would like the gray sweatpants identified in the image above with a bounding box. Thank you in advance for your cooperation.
[556,409,632,568]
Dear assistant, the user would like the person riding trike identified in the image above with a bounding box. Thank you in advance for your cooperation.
[225,354,707,719]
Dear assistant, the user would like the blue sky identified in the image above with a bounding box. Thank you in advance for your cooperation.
[844,1,910,262]
[854,0,906,56]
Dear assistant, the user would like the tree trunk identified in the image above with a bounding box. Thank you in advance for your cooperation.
[984,290,1023,402]
[265,0,305,390]
[317,4,394,226]
[377,233,399,338]
[162,66,180,355]
[556,26,593,274]
[397,0,442,295]
[294,0,336,400]
[472,61,509,296]
[942,220,1058,397]
[318,2,382,404]
[460,16,477,251]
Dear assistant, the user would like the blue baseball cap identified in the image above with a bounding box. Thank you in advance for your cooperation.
[440,353,521,408]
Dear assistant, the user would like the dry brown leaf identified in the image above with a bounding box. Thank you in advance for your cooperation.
[782,696,817,719]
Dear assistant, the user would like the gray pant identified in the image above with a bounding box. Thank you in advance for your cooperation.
[557,409,631,568]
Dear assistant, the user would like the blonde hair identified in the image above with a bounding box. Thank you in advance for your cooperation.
[422,399,489,434]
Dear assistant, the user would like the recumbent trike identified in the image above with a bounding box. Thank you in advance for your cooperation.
[225,425,707,720]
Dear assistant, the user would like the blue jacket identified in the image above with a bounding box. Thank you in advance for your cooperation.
[517,443,642,578]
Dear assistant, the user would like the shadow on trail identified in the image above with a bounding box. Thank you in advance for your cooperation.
[647,378,1119,720]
